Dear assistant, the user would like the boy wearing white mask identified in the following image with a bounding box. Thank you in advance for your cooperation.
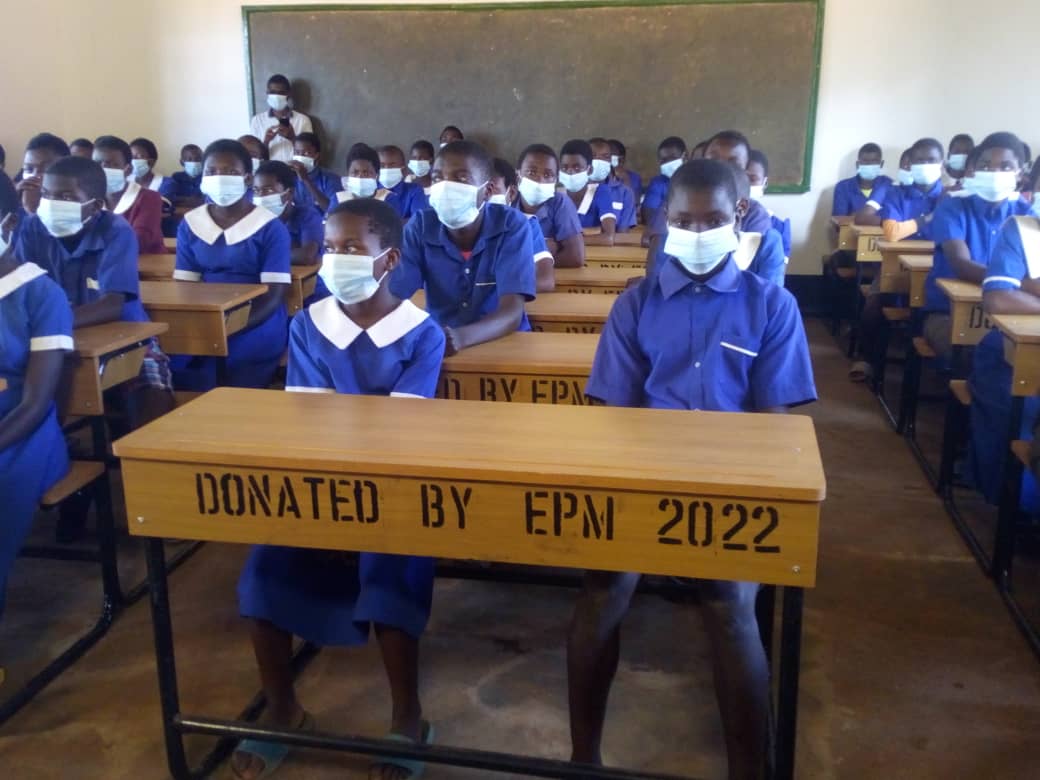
[172,139,290,391]
[515,143,584,268]
[588,137,637,229]
[168,143,204,210]
[944,133,975,189]
[746,149,791,263]
[233,199,442,780]
[572,158,815,780]
[831,142,891,218]
[873,137,946,241]
[94,135,167,255]
[406,140,435,194]
[920,132,1035,361]
[390,140,536,354]
[377,145,429,220]
[641,136,687,226]
[559,139,629,246]
[289,132,342,213]
[248,73,313,163]
[253,161,323,267]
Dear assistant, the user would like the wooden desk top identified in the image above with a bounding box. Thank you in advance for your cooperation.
[899,255,933,271]
[850,224,883,236]
[878,240,933,255]
[991,314,1040,345]
[442,332,599,374]
[554,267,641,287]
[139,254,175,279]
[139,281,267,311]
[830,216,853,226]
[583,245,648,262]
[526,293,617,322]
[291,264,319,280]
[114,388,825,501]
[73,321,168,358]
[936,278,982,303]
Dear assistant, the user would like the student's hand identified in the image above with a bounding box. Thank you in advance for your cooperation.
[443,326,462,356]
[545,238,560,254]
[288,160,309,179]
[278,125,296,142]
[15,175,40,197]
[263,126,280,144]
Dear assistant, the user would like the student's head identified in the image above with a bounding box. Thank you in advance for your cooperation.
[378,145,408,188]
[746,149,769,196]
[690,141,709,160]
[490,158,518,206]
[265,74,292,111]
[342,143,381,197]
[559,139,593,192]
[38,156,106,237]
[908,138,944,187]
[293,132,321,167]
[92,135,133,195]
[856,142,883,170]
[69,138,93,159]
[971,132,1027,201]
[946,133,974,177]
[201,139,254,205]
[899,149,912,170]
[23,133,71,181]
[587,137,613,182]
[129,137,158,179]
[608,139,626,169]
[408,140,436,179]
[253,160,296,217]
[430,141,494,228]
[657,136,688,178]
[180,144,203,177]
[516,144,559,206]
[705,130,751,169]
[322,199,403,303]
[664,159,742,275]
[237,134,268,172]
[439,125,464,147]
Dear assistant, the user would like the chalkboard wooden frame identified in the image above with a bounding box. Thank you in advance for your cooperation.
[242,1,826,193]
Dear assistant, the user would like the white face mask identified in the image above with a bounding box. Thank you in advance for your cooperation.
[344,176,378,198]
[749,184,766,201]
[897,169,915,186]
[200,175,248,207]
[102,167,127,194]
[947,154,968,173]
[439,142,448,149]
[660,158,684,178]
[429,180,485,229]
[971,170,1019,203]
[266,93,289,111]
[292,155,315,173]
[379,168,404,189]
[318,250,390,305]
[256,191,289,217]
[130,159,151,178]
[488,193,509,206]
[910,163,942,187]
[37,197,89,238]
[663,223,739,276]
[610,155,621,168]
[558,170,589,193]
[589,159,611,182]
[408,159,431,178]
[518,177,556,207]
[184,161,202,177]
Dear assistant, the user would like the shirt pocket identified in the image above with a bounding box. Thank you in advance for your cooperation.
[719,333,762,361]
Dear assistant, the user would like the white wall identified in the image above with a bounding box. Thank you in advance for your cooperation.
[2,0,1037,274]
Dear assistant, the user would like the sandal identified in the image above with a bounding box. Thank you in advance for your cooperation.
[369,720,435,779]
[231,711,315,779]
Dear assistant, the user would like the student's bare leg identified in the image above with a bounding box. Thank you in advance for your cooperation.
[370,624,424,780]
[567,570,641,764]
[232,618,304,779]
[697,580,769,780]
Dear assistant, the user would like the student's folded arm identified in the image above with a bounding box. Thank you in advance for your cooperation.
[0,349,67,453]
[73,293,126,328]
[881,218,919,243]
[983,288,1040,315]
[854,204,882,226]
[246,283,290,329]
[535,258,555,293]
[553,234,585,268]
[944,239,986,285]
[451,294,524,351]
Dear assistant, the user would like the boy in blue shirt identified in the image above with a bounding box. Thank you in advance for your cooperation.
[559,139,631,246]
[390,140,536,353]
[569,159,815,779]
[747,149,792,261]
[334,144,384,207]
[15,133,70,216]
[239,134,316,213]
[857,137,945,240]
[608,139,642,204]
[233,199,443,780]
[945,133,974,189]
[588,137,637,229]
[514,143,584,268]
[831,142,891,218]
[289,132,342,213]
[378,145,429,221]
[490,157,555,292]
[407,140,435,195]
[168,143,204,210]
[253,161,323,265]
[641,136,686,226]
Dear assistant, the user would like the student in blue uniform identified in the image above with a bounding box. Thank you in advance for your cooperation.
[559,139,630,245]
[289,132,342,213]
[15,133,70,216]
[239,134,315,213]
[945,133,975,189]
[921,132,1035,361]
[172,139,291,390]
[831,142,891,218]
[641,136,686,226]
[514,143,584,268]
[588,137,637,229]
[569,159,816,780]
[254,160,323,265]
[390,140,536,351]
[407,140,435,195]
[747,149,792,261]
[857,137,945,239]
[608,139,642,204]
[490,157,555,293]
[232,199,442,780]
[378,145,429,220]
[333,143,384,208]
[168,143,204,211]
[0,227,73,622]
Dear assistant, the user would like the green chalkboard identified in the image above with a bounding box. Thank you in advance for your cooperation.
[244,2,824,192]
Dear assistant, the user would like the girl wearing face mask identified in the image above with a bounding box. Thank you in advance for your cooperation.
[489,157,555,293]
[513,144,585,269]
[406,139,436,195]
[333,144,387,209]
[170,138,292,391]
[94,135,168,255]
[253,160,323,269]
[232,199,444,780]
[376,144,429,220]
[558,138,633,247]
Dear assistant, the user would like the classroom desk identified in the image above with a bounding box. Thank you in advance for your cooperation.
[114,388,825,780]
[138,253,175,281]
[553,266,638,295]
[831,216,854,251]
[851,224,884,263]
[583,244,648,269]
[993,315,1040,398]
[62,321,169,417]
[139,281,267,356]
[438,331,600,403]
[526,292,616,333]
[900,255,933,309]
[878,240,933,295]
[936,278,990,346]
[288,264,320,316]
[583,227,644,246]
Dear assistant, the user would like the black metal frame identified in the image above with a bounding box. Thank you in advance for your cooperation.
[143,540,807,780]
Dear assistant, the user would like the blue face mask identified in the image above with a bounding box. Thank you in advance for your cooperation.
[896,169,914,186]
[184,161,202,177]
[857,164,882,181]
[971,170,1019,203]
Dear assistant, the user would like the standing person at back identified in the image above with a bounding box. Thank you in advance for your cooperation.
[249,74,313,163]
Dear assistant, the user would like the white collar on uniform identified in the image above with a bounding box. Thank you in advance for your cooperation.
[146,174,164,192]
[184,203,277,246]
[733,231,763,271]
[576,182,599,216]
[113,180,142,215]
[0,262,47,300]
[1014,216,1040,280]
[336,189,391,205]
[309,296,430,350]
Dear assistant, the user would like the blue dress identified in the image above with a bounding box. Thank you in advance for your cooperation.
[0,263,73,617]
[237,297,446,645]
[172,204,291,390]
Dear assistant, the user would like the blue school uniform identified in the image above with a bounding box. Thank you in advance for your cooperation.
[573,182,633,231]
[15,210,148,322]
[923,194,1036,313]
[623,169,643,202]
[172,204,291,390]
[652,229,786,288]
[0,263,73,617]
[306,167,343,206]
[168,171,202,200]
[878,181,945,240]
[770,214,792,259]
[643,174,669,214]
[390,203,537,330]
[515,191,583,246]
[586,255,816,411]
[238,297,445,645]
[382,180,428,221]
[832,175,893,217]
[285,203,324,257]
[971,215,1040,509]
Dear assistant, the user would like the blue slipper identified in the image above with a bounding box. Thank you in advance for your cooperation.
[231,711,314,779]
[370,721,435,779]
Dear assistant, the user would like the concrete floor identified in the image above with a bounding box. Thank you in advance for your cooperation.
[2,319,1040,779]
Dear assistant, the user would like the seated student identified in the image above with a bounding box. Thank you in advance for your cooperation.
[920,132,1035,361]
[254,160,323,266]
[334,143,384,206]
[641,136,686,227]
[289,132,341,213]
[239,134,315,212]
[232,199,442,780]
[589,137,636,230]
[747,149,792,262]
[559,139,629,246]
[689,140,709,160]
[172,139,291,391]
[14,156,174,421]
[16,133,70,215]
[249,73,313,163]
[948,148,981,198]
[608,139,642,203]
[69,138,93,160]
[377,145,429,220]
[168,143,205,210]
[945,133,975,189]
[858,138,945,238]
[0,222,74,626]
[570,158,815,780]
[438,125,464,148]
[831,142,892,218]
[894,148,914,188]
[406,140,435,195]
[93,135,167,255]
[390,140,536,352]
[514,143,584,268]
[490,157,555,293]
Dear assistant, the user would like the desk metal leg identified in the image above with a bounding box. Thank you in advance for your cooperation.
[773,587,803,780]
[993,397,1026,581]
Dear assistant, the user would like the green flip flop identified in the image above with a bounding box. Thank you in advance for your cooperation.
[370,721,435,779]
